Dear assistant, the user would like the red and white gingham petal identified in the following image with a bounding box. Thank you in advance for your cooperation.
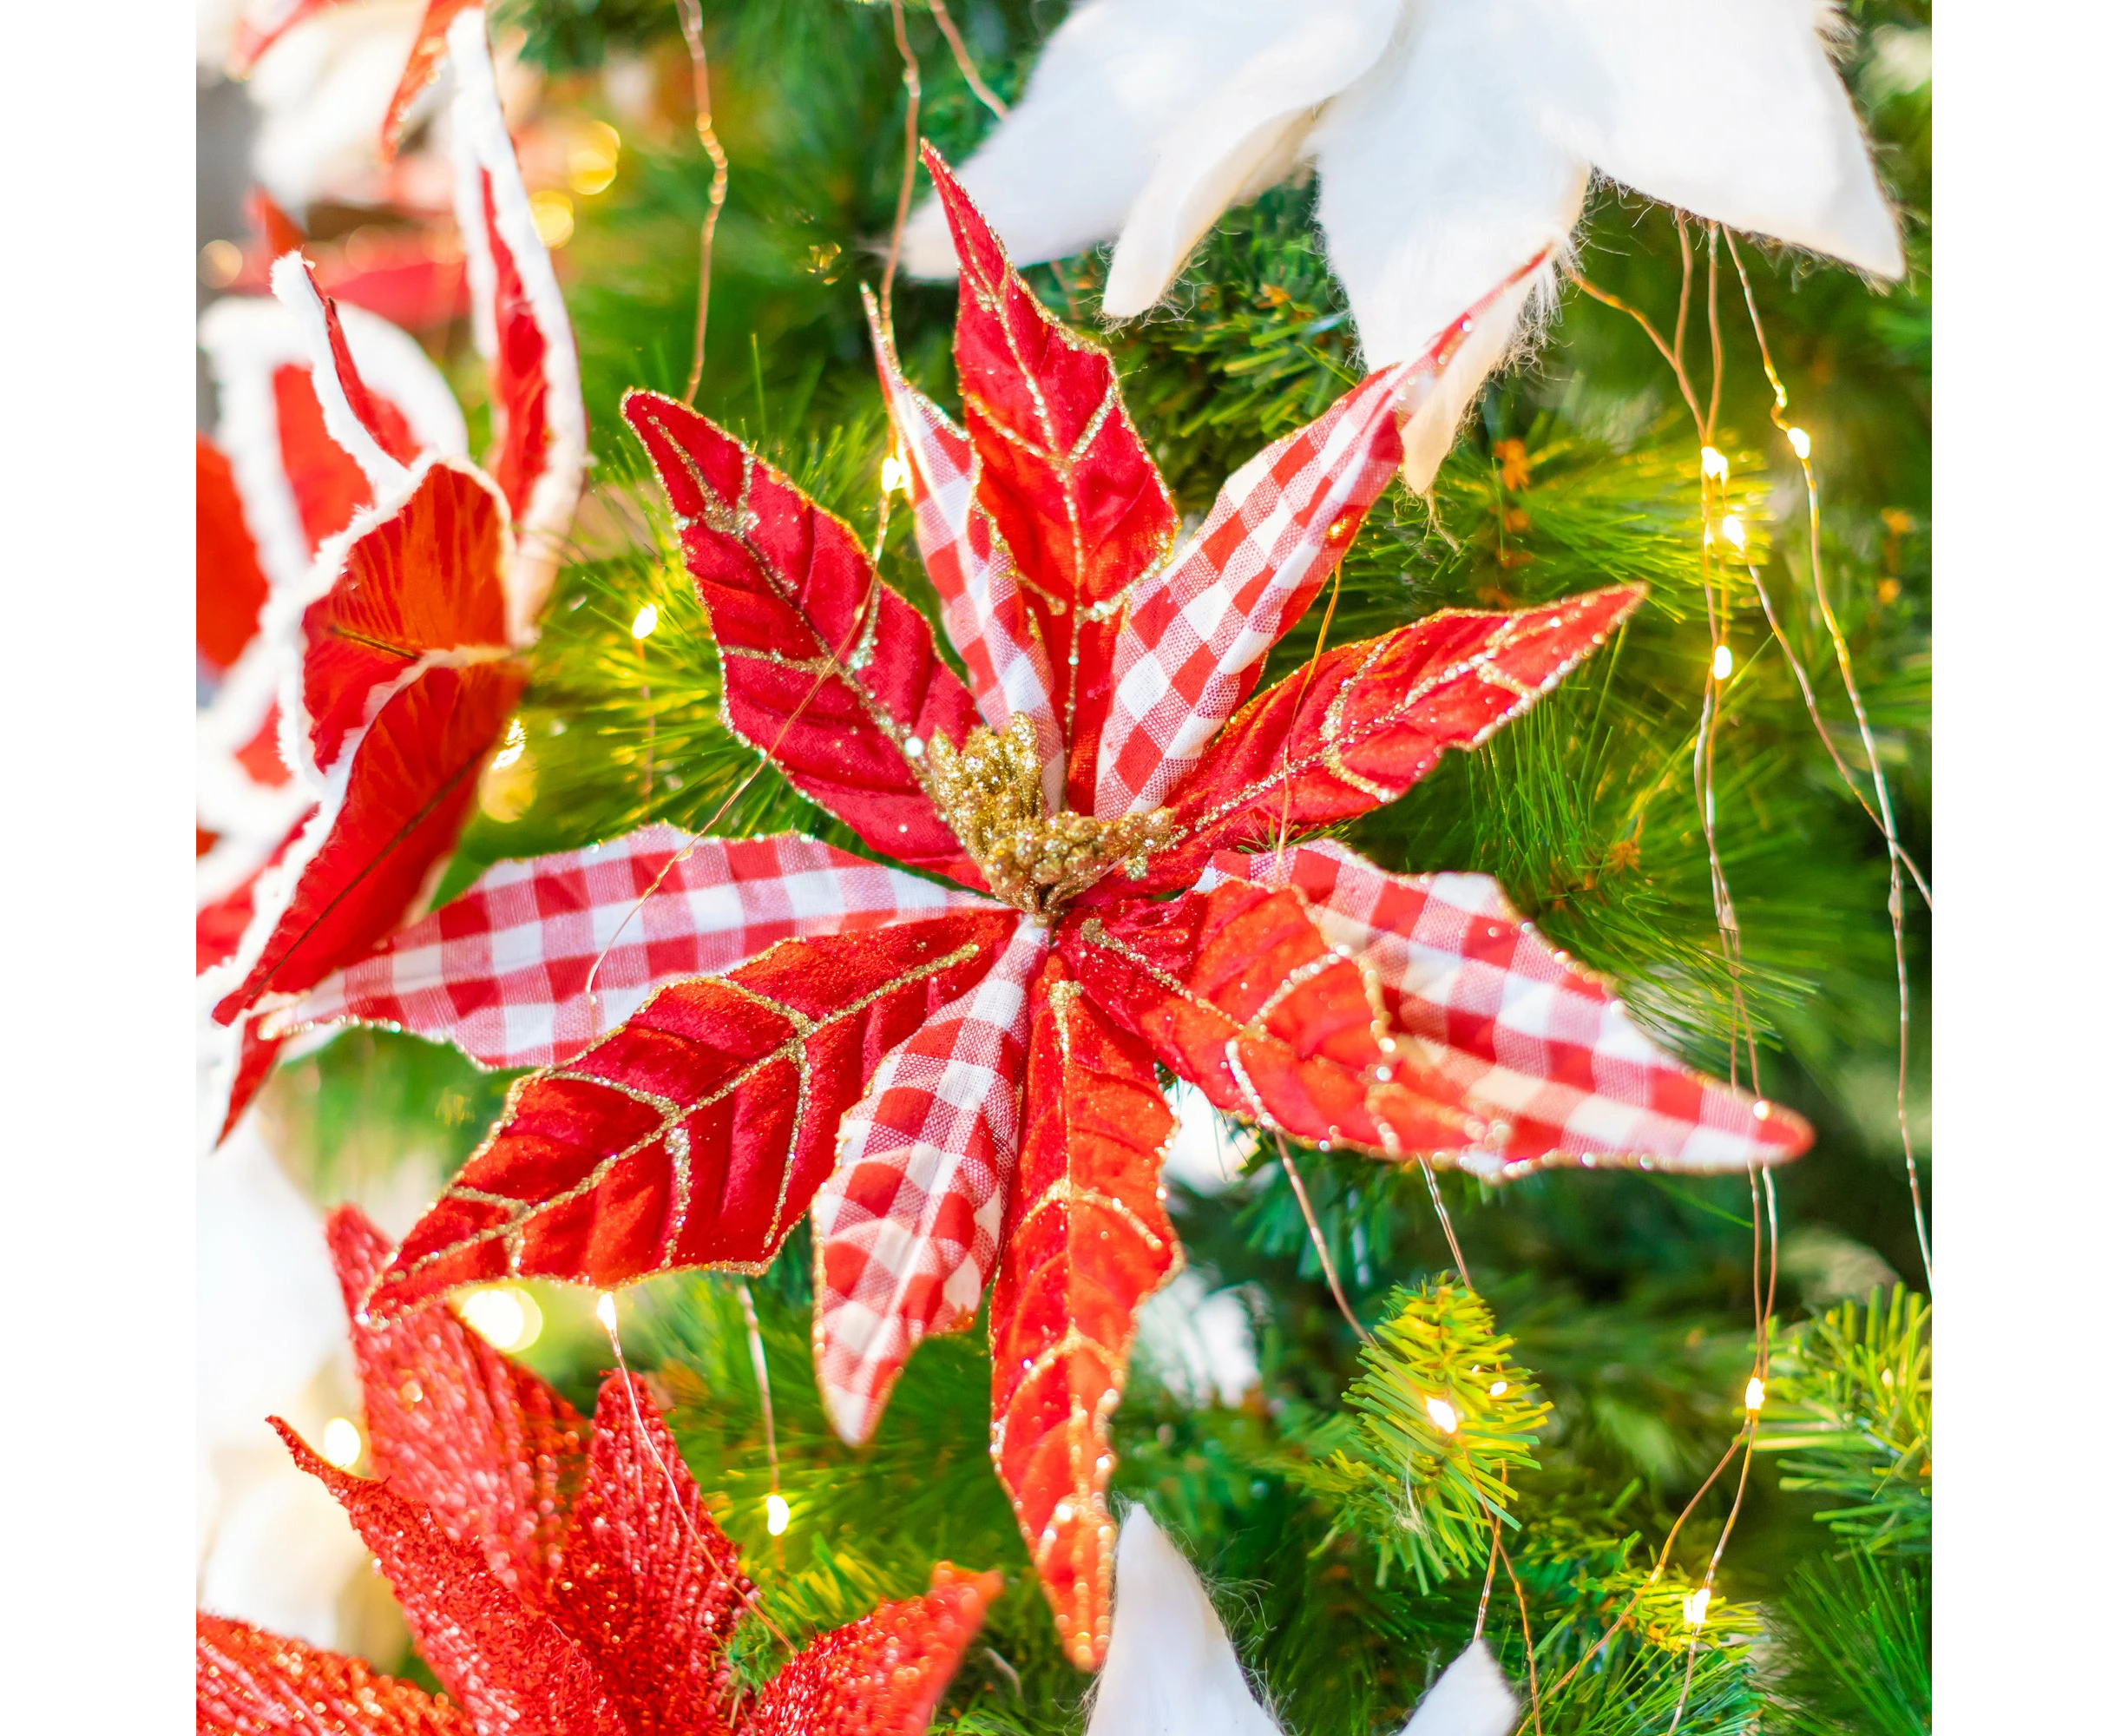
[1095,258,1553,820]
[868,291,1066,807]
[1213,842,1810,1174]
[267,825,996,1069]
[811,917,1049,1445]
[1093,354,1421,819]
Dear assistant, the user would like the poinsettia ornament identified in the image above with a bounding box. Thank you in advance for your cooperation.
[1087,1508,1519,1736]
[902,0,1904,488]
[195,268,468,904]
[293,155,1806,1667]
[195,1207,1000,1736]
[200,8,586,1137]
[227,0,483,161]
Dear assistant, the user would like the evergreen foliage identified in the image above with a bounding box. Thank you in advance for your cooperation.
[251,3,1934,1731]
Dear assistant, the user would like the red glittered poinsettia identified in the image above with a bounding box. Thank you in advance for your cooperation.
[278,151,1809,1666]
[196,1207,1000,1736]
[199,8,586,1139]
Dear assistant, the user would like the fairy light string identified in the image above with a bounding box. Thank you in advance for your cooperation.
[1561,226,1812,1732]
[673,0,730,407]
[878,0,923,321]
[593,1289,797,1653]
[925,0,1008,119]
[733,1278,785,1556]
[1723,228,1932,1286]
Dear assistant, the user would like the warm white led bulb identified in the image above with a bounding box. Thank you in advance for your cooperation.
[1720,516,1746,551]
[1488,1379,1508,1397]
[880,454,910,495]
[1700,445,1729,482]
[460,1287,542,1353]
[1744,1376,1766,1413]
[1786,426,1812,460]
[765,1493,791,1536]
[595,1292,619,1333]
[320,1417,363,1470]
[1683,1588,1711,1628]
[1424,1396,1460,1434]
[1711,645,1734,681]
[631,603,659,641]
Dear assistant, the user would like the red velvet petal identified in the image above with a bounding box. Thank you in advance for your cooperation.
[198,434,273,675]
[381,1,483,157]
[365,911,1019,1317]
[326,1207,589,1601]
[247,187,309,258]
[552,1374,755,1736]
[299,463,513,772]
[988,957,1178,1670]
[233,703,294,790]
[474,168,553,524]
[213,656,525,1019]
[927,147,1178,809]
[1062,881,1483,1157]
[274,1420,630,1736]
[226,0,341,75]
[1146,589,1643,881]
[1215,842,1814,1173]
[198,821,299,975]
[218,1023,292,1145]
[297,257,426,467]
[274,360,376,551]
[196,1613,471,1735]
[623,391,984,887]
[742,1566,1002,1736]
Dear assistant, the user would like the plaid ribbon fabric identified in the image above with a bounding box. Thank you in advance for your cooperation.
[869,293,1066,806]
[273,825,995,1069]
[1093,354,1428,819]
[811,917,1050,1445]
[1213,842,1811,1174]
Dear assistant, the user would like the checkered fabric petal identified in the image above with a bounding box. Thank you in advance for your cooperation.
[1212,842,1811,1175]
[811,917,1049,1445]
[1094,259,1554,820]
[1093,355,1425,818]
[273,825,996,1069]
[869,293,1066,806]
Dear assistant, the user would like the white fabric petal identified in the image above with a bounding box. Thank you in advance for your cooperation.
[903,0,1305,280]
[1541,0,1902,279]
[1088,1508,1286,1736]
[1103,0,1400,317]
[1396,1641,1520,1736]
[1305,1,1586,486]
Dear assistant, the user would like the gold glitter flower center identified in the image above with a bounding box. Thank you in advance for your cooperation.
[927,713,1172,916]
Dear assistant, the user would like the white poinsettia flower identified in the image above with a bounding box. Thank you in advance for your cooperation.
[1089,1508,1520,1736]
[904,0,1903,488]
[196,1128,367,1647]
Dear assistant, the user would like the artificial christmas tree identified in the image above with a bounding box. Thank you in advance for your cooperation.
[198,3,1932,1730]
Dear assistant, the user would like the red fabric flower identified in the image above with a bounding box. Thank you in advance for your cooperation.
[198,12,585,1141]
[292,153,1807,1665]
[194,1208,999,1736]
[227,0,483,161]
